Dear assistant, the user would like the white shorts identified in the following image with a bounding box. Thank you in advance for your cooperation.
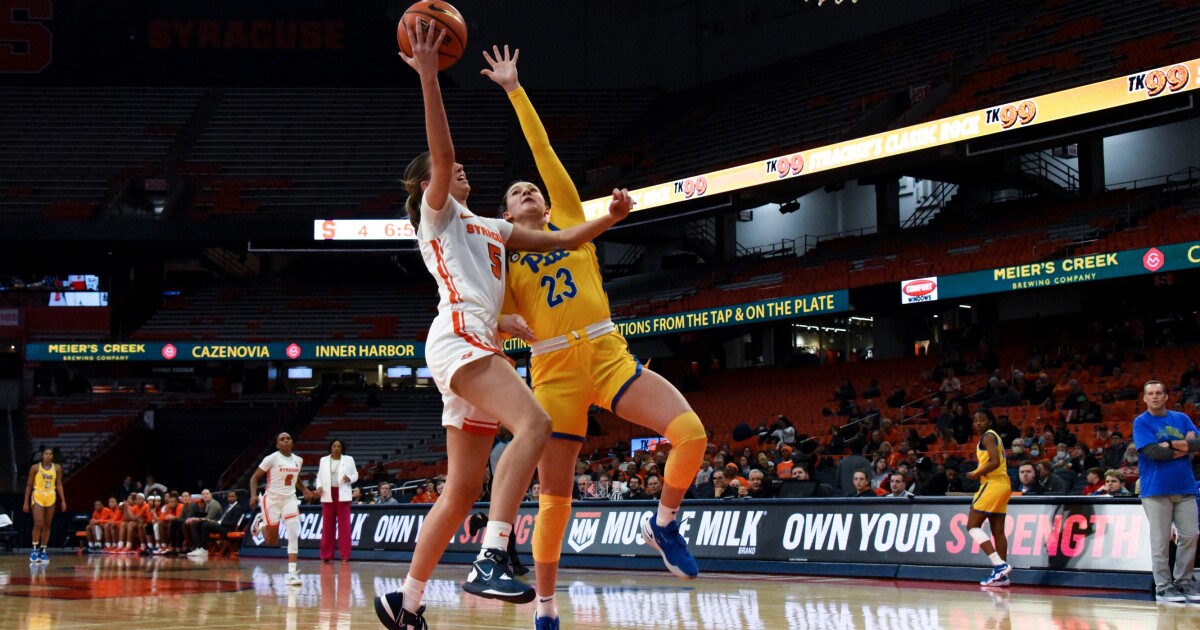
[425,309,502,435]
[261,493,299,527]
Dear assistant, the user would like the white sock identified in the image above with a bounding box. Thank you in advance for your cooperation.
[479,521,512,558]
[988,552,1005,567]
[656,503,678,528]
[288,562,298,573]
[537,594,557,619]
[402,574,426,614]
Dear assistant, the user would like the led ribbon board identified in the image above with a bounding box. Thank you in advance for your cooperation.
[315,60,1198,240]
[574,59,1200,219]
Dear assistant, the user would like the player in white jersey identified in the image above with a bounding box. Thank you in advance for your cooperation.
[249,432,313,586]
[375,23,633,630]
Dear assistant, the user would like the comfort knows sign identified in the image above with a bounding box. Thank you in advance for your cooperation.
[901,241,1200,303]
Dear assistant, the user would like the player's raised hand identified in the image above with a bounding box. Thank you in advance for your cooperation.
[399,21,446,77]
[608,188,635,221]
[481,44,521,93]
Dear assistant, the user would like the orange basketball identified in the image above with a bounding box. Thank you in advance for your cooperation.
[397,1,468,71]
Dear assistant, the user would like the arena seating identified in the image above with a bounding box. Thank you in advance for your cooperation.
[185,87,653,219]
[586,0,1200,194]
[611,185,1199,321]
[0,88,205,220]
[294,389,447,481]
[132,282,437,341]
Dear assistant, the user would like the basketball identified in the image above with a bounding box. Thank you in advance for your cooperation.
[397,1,468,71]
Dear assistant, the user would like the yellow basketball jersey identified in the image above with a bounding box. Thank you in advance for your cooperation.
[503,88,613,338]
[32,463,57,507]
[975,429,1009,484]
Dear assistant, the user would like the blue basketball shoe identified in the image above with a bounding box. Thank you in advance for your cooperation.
[374,591,427,630]
[641,518,699,579]
[462,548,536,603]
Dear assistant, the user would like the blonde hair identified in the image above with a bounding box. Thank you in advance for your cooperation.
[403,152,431,228]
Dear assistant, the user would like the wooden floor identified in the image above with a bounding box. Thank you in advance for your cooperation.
[0,550,1193,629]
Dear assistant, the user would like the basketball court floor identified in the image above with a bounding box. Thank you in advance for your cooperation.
[0,552,1192,629]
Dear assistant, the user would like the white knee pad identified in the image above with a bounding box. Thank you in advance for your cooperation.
[968,527,990,545]
[285,517,300,554]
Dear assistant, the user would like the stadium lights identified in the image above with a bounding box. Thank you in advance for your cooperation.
[809,0,859,5]
[959,304,973,309]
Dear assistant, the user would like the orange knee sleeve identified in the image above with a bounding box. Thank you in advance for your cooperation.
[663,411,705,490]
[532,493,572,564]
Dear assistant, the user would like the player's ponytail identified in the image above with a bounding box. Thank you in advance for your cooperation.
[402,152,431,228]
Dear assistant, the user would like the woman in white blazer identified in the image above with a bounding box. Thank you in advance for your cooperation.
[315,439,357,562]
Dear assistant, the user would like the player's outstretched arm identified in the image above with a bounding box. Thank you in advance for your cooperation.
[507,188,633,252]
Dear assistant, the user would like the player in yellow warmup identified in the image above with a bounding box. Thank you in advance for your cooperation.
[24,448,66,564]
[966,409,1013,587]
[482,45,707,629]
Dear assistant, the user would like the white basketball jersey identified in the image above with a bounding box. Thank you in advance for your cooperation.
[259,451,303,499]
[417,195,514,327]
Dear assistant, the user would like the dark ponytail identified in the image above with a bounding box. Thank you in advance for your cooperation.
[403,152,431,228]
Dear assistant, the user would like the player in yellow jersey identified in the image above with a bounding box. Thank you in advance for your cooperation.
[23,448,66,564]
[966,409,1013,586]
[483,46,708,629]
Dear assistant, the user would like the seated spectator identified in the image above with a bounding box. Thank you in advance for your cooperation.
[744,470,776,498]
[1051,443,1072,470]
[835,378,857,402]
[1080,468,1105,495]
[693,459,714,487]
[1179,360,1200,392]
[1066,444,1100,473]
[527,482,540,502]
[846,471,876,498]
[1106,368,1138,401]
[585,473,622,501]
[885,383,907,408]
[350,487,365,505]
[918,466,962,496]
[982,381,1022,410]
[573,474,593,500]
[885,473,914,498]
[1036,461,1069,494]
[1117,444,1140,480]
[1060,380,1088,412]
[775,449,795,479]
[410,481,438,504]
[704,470,740,500]
[1093,470,1132,496]
[144,476,167,497]
[724,463,748,488]
[1013,463,1046,495]
[645,474,664,501]
[374,482,399,505]
[622,476,651,500]
[940,369,962,397]
[869,458,891,489]
[1182,375,1200,406]
[862,379,881,399]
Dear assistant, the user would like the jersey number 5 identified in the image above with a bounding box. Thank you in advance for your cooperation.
[539,268,578,308]
[488,244,503,279]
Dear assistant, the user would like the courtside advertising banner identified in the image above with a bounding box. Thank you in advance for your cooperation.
[25,341,424,362]
[242,499,1151,573]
